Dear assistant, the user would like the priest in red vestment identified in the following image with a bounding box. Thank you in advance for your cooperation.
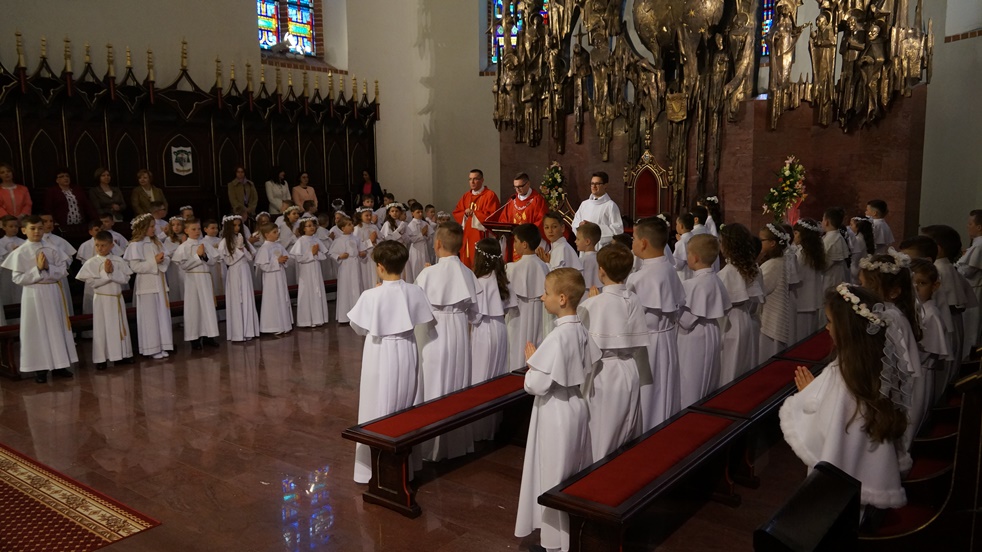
[500,172,548,258]
[452,169,500,268]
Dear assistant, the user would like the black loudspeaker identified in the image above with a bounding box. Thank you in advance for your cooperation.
[754,461,861,552]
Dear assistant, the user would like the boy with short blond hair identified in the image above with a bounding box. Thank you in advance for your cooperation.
[75,231,134,369]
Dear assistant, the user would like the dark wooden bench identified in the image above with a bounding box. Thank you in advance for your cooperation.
[0,279,336,379]
[538,330,835,552]
[341,371,533,518]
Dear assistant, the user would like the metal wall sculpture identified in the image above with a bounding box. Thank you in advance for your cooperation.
[491,0,932,200]
[0,34,379,218]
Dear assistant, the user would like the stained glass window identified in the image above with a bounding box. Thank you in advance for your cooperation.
[258,0,280,51]
[490,0,549,65]
[760,0,775,56]
[286,0,315,56]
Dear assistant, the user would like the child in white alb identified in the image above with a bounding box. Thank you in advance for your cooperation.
[404,204,430,283]
[75,231,134,369]
[822,208,851,288]
[355,207,380,290]
[956,210,982,355]
[202,219,225,296]
[255,223,294,335]
[0,215,24,307]
[217,215,260,342]
[39,214,77,316]
[162,217,186,303]
[758,223,797,362]
[578,243,650,462]
[350,240,433,483]
[505,224,549,371]
[866,199,894,255]
[626,218,686,430]
[172,219,220,350]
[291,217,330,327]
[911,259,951,405]
[793,219,828,339]
[515,268,596,552]
[277,206,302,286]
[717,224,764,387]
[538,211,582,272]
[673,213,696,280]
[470,238,511,441]
[575,222,603,295]
[677,234,731,408]
[123,214,173,359]
[329,216,366,324]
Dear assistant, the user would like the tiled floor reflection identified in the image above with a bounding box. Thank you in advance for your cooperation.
[0,302,805,551]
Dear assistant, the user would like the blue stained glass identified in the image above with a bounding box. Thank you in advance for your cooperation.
[258,0,280,50]
[761,0,775,56]
[287,0,315,55]
[491,0,549,64]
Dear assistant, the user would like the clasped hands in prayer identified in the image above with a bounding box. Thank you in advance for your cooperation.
[793,366,814,391]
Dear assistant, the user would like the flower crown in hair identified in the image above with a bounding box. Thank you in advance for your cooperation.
[387,203,405,211]
[836,283,887,335]
[222,215,242,224]
[766,223,790,245]
[256,211,270,219]
[335,210,347,218]
[656,214,668,223]
[299,213,316,221]
[796,219,822,233]
[179,205,193,212]
[130,213,153,229]
[477,248,501,261]
[284,205,302,215]
[859,248,910,274]
[356,207,374,214]
[436,211,450,219]
[704,196,719,204]
[168,216,183,223]
[851,216,872,223]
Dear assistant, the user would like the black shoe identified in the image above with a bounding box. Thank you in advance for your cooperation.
[95,362,108,371]
[191,339,203,350]
[52,368,74,379]
[117,357,136,365]
[34,372,48,384]
[203,337,220,348]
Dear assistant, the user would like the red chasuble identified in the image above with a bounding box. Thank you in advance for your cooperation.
[452,187,500,268]
[502,189,549,233]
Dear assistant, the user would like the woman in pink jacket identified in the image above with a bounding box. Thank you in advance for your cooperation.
[0,163,32,218]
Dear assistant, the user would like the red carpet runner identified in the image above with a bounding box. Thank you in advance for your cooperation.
[0,442,160,551]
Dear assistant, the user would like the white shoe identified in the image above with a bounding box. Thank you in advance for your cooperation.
[152,352,167,359]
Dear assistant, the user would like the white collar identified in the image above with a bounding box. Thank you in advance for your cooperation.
[590,193,610,202]
[471,186,485,195]
[517,189,532,201]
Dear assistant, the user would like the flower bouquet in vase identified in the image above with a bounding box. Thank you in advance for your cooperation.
[762,156,807,225]
[540,162,567,211]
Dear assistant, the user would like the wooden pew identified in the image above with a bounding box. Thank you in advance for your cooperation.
[341,372,533,518]
[0,279,336,379]
[538,330,834,552]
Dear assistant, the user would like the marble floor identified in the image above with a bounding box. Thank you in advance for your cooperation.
[0,303,806,551]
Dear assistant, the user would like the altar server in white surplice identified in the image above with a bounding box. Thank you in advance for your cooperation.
[822,208,851,288]
[172,219,220,349]
[575,222,603,294]
[3,216,78,382]
[515,268,597,552]
[793,219,828,340]
[255,223,294,335]
[758,223,797,362]
[414,222,480,461]
[329,216,365,324]
[677,235,731,408]
[506,224,549,371]
[75,231,134,368]
[470,238,511,442]
[571,171,623,248]
[218,216,259,341]
[291,217,330,327]
[718,224,764,387]
[40,214,77,316]
[578,243,651,462]
[350,241,434,484]
[124,214,174,359]
[626,218,686,430]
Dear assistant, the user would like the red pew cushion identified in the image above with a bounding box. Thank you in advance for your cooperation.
[780,330,833,362]
[701,359,802,415]
[562,412,735,508]
[363,375,526,438]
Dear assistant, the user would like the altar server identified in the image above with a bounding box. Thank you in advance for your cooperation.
[571,171,623,247]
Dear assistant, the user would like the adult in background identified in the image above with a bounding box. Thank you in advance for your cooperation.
[265,167,291,215]
[44,167,98,238]
[571,171,623,248]
[88,167,126,222]
[228,166,259,218]
[501,172,548,259]
[359,169,384,206]
[0,163,32,218]
[130,169,168,216]
[452,169,500,268]
[292,170,318,211]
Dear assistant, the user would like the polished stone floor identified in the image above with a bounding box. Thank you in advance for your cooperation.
[0,303,806,551]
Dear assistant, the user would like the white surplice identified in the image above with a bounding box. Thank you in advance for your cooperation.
[505,254,549,371]
[871,218,894,254]
[218,236,259,341]
[515,315,597,552]
[547,237,583,272]
[0,235,25,305]
[172,238,220,341]
[2,241,77,372]
[795,249,824,341]
[780,359,909,508]
[718,264,764,387]
[920,298,951,405]
[291,235,330,327]
[162,237,185,303]
[124,237,173,355]
[957,236,982,352]
[626,255,686,430]
[823,230,851,289]
[355,223,379,290]
[578,284,651,462]
[349,279,434,483]
[759,254,796,362]
[75,254,133,362]
[470,273,510,442]
[76,237,124,315]
[678,268,731,408]
[202,235,225,295]
[572,193,623,247]
[255,240,294,334]
[329,234,365,324]
[405,218,430,283]
[42,232,76,316]
[414,255,479,461]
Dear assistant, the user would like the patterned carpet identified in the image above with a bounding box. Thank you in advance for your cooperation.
[0,443,159,551]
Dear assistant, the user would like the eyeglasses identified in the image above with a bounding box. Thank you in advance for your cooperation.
[514,183,529,189]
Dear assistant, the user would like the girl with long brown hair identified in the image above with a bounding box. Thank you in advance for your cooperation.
[718,223,763,385]
[793,218,828,339]
[123,213,173,359]
[217,215,259,341]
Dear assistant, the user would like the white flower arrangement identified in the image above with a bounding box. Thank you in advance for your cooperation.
[130,213,153,229]
[221,214,242,224]
[836,283,887,332]
[796,219,822,233]
[859,248,909,274]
